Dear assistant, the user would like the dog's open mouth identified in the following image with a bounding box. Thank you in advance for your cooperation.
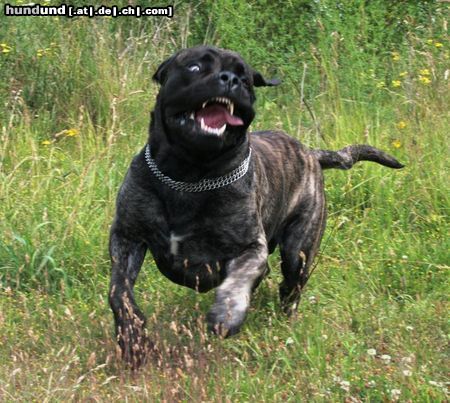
[188,97,244,136]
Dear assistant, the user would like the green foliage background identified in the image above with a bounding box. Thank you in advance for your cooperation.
[0,0,448,400]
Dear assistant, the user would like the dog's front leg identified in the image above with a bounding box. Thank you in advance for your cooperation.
[207,235,268,337]
[109,231,148,368]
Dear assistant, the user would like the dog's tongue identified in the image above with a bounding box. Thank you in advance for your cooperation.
[196,104,243,128]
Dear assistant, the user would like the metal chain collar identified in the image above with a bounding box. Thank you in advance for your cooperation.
[144,144,252,193]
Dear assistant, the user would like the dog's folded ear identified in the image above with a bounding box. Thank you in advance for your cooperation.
[153,54,177,85]
[252,70,281,87]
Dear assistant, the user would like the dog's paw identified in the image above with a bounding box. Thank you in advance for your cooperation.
[206,304,246,338]
[279,283,301,317]
[115,316,150,369]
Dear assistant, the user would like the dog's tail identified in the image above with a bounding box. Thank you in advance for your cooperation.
[313,145,404,170]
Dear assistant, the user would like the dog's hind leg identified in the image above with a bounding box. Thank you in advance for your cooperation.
[279,178,326,316]
[109,230,148,368]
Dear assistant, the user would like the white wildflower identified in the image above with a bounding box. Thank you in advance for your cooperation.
[285,337,294,346]
[390,389,401,401]
[367,348,377,356]
[401,355,414,364]
[340,380,350,392]
[402,369,412,377]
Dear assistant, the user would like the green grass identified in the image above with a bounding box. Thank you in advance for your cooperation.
[0,1,448,401]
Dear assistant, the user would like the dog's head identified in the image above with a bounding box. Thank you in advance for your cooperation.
[152,45,280,153]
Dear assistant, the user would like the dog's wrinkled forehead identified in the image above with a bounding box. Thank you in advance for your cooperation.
[176,46,247,71]
[153,45,281,88]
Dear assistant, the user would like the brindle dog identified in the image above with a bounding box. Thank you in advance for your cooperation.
[109,45,403,366]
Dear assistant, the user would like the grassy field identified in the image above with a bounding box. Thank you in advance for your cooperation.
[0,1,448,401]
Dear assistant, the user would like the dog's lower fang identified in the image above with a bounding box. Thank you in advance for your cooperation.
[200,118,226,136]
[217,124,226,135]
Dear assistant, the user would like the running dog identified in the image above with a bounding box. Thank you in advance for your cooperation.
[109,45,403,366]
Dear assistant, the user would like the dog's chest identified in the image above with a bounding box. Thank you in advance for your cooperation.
[140,193,259,292]
[160,193,258,261]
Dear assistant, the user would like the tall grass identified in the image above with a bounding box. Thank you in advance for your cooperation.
[0,0,448,400]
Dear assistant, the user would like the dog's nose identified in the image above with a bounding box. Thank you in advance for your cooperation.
[219,71,240,90]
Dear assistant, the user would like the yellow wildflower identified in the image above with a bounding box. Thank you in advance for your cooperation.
[41,140,52,145]
[399,71,408,77]
[376,81,386,88]
[36,45,57,58]
[64,128,79,137]
[1,43,12,54]
[392,80,401,88]
[434,42,443,48]
[426,39,434,45]
[391,52,400,61]
[396,121,407,130]
[392,140,402,149]
[418,76,431,85]
[419,69,430,76]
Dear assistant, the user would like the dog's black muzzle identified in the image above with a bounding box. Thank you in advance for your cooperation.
[218,70,241,92]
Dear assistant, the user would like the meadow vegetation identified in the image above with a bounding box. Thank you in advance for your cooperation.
[0,0,448,400]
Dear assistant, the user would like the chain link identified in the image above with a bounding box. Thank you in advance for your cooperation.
[145,144,252,192]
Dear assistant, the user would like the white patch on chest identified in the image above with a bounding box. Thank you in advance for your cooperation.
[170,232,185,255]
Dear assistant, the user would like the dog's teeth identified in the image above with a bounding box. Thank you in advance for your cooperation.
[229,102,234,115]
[202,101,207,109]
[213,97,230,106]
[199,118,226,136]
[189,112,195,120]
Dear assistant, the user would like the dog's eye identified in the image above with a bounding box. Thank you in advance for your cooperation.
[241,77,250,87]
[187,63,201,73]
